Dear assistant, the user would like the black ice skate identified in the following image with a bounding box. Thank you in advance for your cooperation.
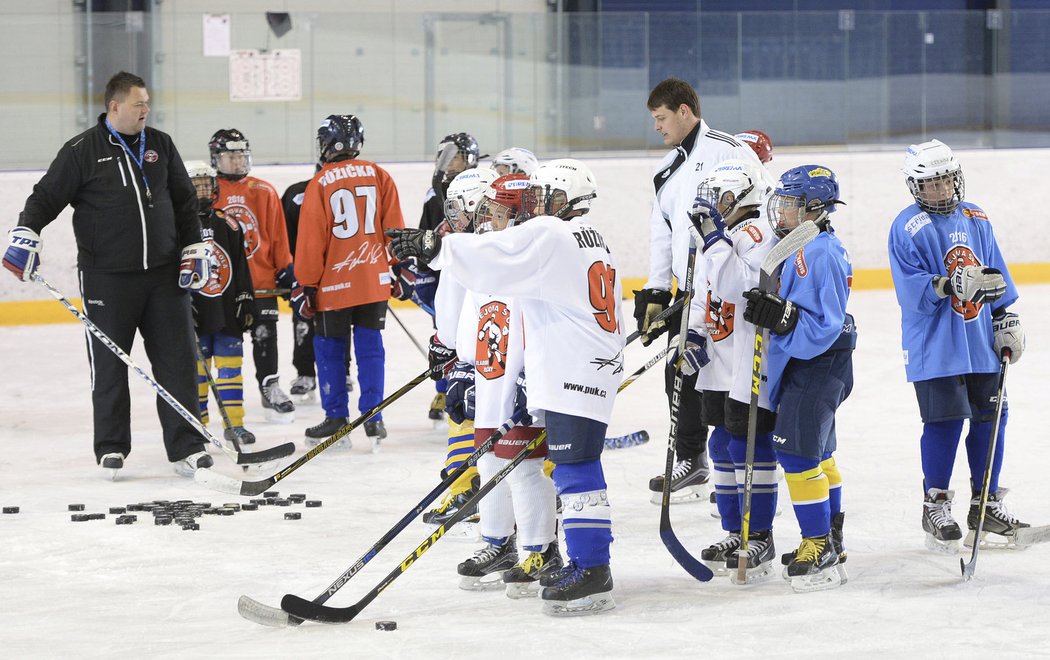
[503,542,564,599]
[923,487,963,554]
[700,531,741,575]
[726,529,776,584]
[648,453,709,505]
[540,563,616,617]
[780,513,848,584]
[364,419,387,453]
[260,375,295,423]
[422,481,480,540]
[289,375,317,404]
[224,425,256,449]
[784,535,842,593]
[99,452,124,481]
[304,416,350,449]
[457,536,518,591]
[965,488,1031,550]
[429,392,446,425]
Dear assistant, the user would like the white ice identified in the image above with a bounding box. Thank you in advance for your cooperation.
[2,286,1048,658]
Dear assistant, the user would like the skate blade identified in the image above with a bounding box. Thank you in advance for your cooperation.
[264,410,295,424]
[304,437,351,451]
[730,561,776,586]
[788,566,843,593]
[964,530,1020,550]
[103,468,119,481]
[542,591,616,617]
[925,533,962,554]
[702,560,732,577]
[458,572,509,591]
[423,521,480,542]
[505,581,540,599]
[649,484,708,506]
[370,437,382,454]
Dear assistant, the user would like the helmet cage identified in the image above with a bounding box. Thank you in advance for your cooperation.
[907,170,965,215]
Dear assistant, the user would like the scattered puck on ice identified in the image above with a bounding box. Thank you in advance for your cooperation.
[263,491,279,498]
[241,503,258,511]
[2,506,18,514]
[71,514,91,522]
[88,513,106,521]
[283,512,301,520]
[68,504,85,511]
[305,500,322,508]
[182,523,200,531]
[154,517,172,526]
[217,508,235,516]
[375,621,397,631]
[116,516,135,525]
[249,499,266,506]
[222,503,241,511]
[109,507,126,515]
[289,493,306,502]
[274,499,291,507]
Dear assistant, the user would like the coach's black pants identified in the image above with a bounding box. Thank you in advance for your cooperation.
[80,264,206,463]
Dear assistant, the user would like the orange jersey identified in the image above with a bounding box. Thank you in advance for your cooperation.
[295,159,405,311]
[216,176,293,295]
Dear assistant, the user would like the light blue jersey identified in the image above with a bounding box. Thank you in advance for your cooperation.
[766,230,853,408]
[888,201,1018,382]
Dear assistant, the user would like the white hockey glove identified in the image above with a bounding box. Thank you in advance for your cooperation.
[178,242,213,290]
[992,309,1024,364]
[3,226,42,282]
[937,265,1006,304]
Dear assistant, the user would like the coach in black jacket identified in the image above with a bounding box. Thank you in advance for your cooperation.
[7,71,214,478]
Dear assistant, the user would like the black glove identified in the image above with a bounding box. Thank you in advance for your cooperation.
[428,334,456,381]
[234,291,254,333]
[385,228,442,265]
[276,266,296,301]
[632,288,672,346]
[444,361,476,425]
[743,288,799,335]
[292,286,316,321]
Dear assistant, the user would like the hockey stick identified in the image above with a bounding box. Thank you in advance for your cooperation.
[238,408,528,627]
[387,305,428,359]
[33,274,295,466]
[961,349,1011,580]
[194,360,453,496]
[194,343,249,452]
[280,344,668,624]
[737,221,821,583]
[254,288,290,296]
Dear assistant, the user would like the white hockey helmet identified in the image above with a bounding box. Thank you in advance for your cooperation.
[443,167,499,233]
[527,158,597,218]
[491,147,539,177]
[184,159,217,207]
[696,159,768,222]
[902,139,965,215]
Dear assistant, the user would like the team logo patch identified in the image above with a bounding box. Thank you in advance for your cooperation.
[962,207,989,221]
[200,241,231,297]
[794,248,808,277]
[944,244,982,321]
[476,300,511,381]
[744,224,763,243]
[223,204,261,258]
[705,292,734,342]
[144,150,159,163]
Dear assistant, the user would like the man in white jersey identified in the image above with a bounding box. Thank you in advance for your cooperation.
[387,158,624,617]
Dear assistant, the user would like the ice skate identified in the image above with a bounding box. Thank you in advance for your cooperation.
[727,529,776,585]
[922,487,963,554]
[429,392,446,427]
[289,375,317,404]
[224,425,255,450]
[172,451,214,478]
[648,453,709,505]
[304,416,350,449]
[99,452,124,481]
[780,513,848,584]
[540,563,616,617]
[422,485,480,540]
[457,536,518,591]
[784,535,842,593]
[700,532,741,575]
[260,375,295,423]
[503,542,564,599]
[965,488,1031,550]
[364,419,387,453]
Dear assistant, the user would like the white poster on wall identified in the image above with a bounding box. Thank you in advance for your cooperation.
[228,49,302,102]
[202,14,230,57]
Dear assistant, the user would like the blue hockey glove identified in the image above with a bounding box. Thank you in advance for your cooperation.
[275,266,297,301]
[178,242,212,290]
[391,260,438,310]
[743,288,799,335]
[385,228,442,265]
[428,334,457,381]
[688,196,729,252]
[444,361,476,425]
[3,226,42,282]
[513,370,535,426]
[669,329,710,376]
[291,285,316,321]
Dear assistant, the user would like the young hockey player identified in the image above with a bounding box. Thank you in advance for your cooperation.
[449,174,561,597]
[210,128,297,423]
[490,147,539,177]
[742,165,855,592]
[388,158,624,617]
[888,139,1028,552]
[684,159,779,582]
[734,130,774,165]
[184,161,256,449]
[293,115,405,450]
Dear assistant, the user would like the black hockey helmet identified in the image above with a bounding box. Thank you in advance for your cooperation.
[317,114,364,164]
[208,128,251,179]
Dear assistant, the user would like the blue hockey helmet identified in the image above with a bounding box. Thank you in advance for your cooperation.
[767,165,844,238]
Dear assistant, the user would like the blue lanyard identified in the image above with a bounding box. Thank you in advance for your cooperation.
[104,118,153,207]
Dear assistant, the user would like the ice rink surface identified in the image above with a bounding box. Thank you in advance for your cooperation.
[2,286,1049,659]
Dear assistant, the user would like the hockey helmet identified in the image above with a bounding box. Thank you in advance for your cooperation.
[476,174,532,234]
[491,147,539,177]
[434,132,481,183]
[526,158,597,219]
[209,128,251,179]
[696,159,767,223]
[767,165,844,238]
[902,139,965,215]
[184,159,218,208]
[735,130,774,164]
[443,168,499,233]
[317,114,364,164]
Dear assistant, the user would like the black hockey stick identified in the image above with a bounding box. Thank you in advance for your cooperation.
[194,360,453,496]
[961,349,1011,580]
[238,408,528,627]
[737,221,821,583]
[194,344,250,452]
[280,345,668,624]
[254,288,291,296]
[34,274,295,466]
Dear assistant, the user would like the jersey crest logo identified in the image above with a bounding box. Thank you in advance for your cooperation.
[744,224,763,243]
[705,293,734,342]
[222,203,261,259]
[944,244,983,321]
[794,248,809,278]
[476,300,511,381]
[200,241,232,297]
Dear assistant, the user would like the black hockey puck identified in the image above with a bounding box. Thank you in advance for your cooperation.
[154,517,172,526]
[289,493,306,502]
[305,500,322,508]
[71,514,90,522]
[222,503,241,511]
[88,513,106,520]
[274,499,291,507]
[375,621,397,631]
[217,508,235,516]
[284,512,301,520]
[249,499,267,506]
[263,491,279,498]
[241,503,258,511]
[116,515,135,525]
[2,506,18,514]
[182,523,200,531]
[109,507,126,514]
[68,504,85,511]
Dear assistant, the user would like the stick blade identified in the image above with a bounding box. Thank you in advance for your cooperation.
[659,525,714,582]
[238,595,303,627]
[236,441,296,465]
[280,593,358,624]
[960,557,976,580]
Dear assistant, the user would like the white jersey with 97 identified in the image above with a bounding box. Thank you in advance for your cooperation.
[430,215,625,424]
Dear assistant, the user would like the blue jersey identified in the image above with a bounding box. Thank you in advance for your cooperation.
[766,230,853,408]
[887,201,1018,382]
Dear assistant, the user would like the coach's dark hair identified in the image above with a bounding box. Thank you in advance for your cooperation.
[647,77,700,117]
[104,71,147,109]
